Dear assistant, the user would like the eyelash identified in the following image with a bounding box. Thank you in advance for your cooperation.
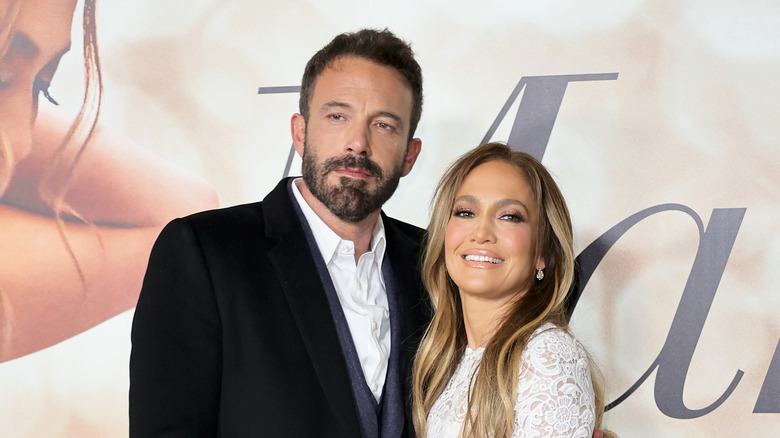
[500,212,525,223]
[452,207,474,218]
[451,207,525,223]
[33,77,59,105]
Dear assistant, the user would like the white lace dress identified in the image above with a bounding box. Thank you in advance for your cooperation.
[426,323,596,437]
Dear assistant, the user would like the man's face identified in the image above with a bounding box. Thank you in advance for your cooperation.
[292,56,421,223]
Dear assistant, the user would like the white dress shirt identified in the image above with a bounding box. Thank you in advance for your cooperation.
[291,179,391,401]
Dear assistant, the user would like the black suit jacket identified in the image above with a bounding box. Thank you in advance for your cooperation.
[130,178,429,437]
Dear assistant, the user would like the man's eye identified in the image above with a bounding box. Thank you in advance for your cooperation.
[376,122,395,131]
[329,114,344,121]
[33,77,59,105]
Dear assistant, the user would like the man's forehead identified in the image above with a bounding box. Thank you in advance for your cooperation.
[320,56,409,88]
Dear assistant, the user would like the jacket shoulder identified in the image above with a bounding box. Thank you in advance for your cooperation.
[382,214,424,244]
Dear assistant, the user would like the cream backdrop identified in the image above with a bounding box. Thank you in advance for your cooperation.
[1,0,779,436]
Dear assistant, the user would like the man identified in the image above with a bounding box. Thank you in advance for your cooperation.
[130,29,428,437]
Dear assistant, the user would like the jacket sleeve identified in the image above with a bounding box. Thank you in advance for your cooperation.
[129,218,223,437]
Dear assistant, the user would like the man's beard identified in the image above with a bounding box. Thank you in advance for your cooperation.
[301,141,404,223]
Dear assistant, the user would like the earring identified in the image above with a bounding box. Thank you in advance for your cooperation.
[536,268,544,281]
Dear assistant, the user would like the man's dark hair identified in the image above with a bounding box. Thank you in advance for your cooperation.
[299,28,423,141]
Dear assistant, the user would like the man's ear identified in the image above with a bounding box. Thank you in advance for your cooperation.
[401,138,422,176]
[291,113,306,157]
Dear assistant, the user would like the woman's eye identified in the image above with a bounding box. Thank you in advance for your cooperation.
[500,213,524,223]
[33,77,58,105]
[453,208,474,218]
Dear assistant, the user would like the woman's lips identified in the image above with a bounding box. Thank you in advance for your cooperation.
[463,254,504,264]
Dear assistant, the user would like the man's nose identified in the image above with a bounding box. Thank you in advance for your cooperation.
[345,122,370,155]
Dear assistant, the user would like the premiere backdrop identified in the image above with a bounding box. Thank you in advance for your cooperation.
[1,0,778,436]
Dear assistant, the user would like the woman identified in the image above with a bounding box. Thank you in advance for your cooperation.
[0,0,217,361]
[413,143,614,437]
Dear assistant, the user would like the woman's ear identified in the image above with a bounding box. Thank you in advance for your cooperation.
[536,257,546,272]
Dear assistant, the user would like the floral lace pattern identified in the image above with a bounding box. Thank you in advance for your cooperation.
[426,323,595,437]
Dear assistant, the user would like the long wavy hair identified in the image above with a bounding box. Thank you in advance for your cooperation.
[412,142,613,437]
[0,0,102,357]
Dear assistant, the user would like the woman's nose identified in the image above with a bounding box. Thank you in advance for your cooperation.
[470,216,495,244]
[0,80,36,162]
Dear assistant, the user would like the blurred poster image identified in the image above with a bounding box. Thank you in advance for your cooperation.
[0,0,217,362]
[1,1,216,433]
[2,0,779,436]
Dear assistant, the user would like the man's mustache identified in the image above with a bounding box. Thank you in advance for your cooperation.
[321,155,384,178]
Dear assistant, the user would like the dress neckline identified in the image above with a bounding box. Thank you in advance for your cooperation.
[464,345,485,357]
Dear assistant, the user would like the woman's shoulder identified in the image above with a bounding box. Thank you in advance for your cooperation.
[523,322,589,364]
[514,327,596,436]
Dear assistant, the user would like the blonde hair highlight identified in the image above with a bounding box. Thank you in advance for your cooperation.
[412,142,615,437]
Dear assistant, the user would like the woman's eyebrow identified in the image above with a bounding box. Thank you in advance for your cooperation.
[9,32,71,60]
[496,198,529,215]
[10,33,39,58]
[453,195,530,214]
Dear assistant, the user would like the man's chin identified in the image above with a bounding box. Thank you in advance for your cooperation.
[333,174,376,190]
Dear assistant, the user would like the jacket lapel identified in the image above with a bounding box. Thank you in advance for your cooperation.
[382,213,428,351]
[262,179,362,438]
[382,213,430,437]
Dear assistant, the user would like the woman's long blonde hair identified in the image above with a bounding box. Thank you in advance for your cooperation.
[412,142,613,437]
[0,0,103,356]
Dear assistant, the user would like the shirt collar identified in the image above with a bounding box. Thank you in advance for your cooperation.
[291,178,386,265]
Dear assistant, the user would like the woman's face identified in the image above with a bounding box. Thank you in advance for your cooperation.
[444,160,541,304]
[0,0,76,160]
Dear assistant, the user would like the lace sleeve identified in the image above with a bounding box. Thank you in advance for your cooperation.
[512,325,596,438]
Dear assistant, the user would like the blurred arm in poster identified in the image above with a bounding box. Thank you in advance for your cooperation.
[0,0,218,362]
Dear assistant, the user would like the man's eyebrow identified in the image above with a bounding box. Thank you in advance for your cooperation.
[321,101,351,111]
[376,110,403,124]
[319,102,405,126]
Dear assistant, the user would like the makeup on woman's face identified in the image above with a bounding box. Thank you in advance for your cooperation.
[444,160,541,303]
[0,0,75,160]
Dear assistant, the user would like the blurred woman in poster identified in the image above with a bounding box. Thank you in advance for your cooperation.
[0,0,218,362]
[413,143,615,437]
